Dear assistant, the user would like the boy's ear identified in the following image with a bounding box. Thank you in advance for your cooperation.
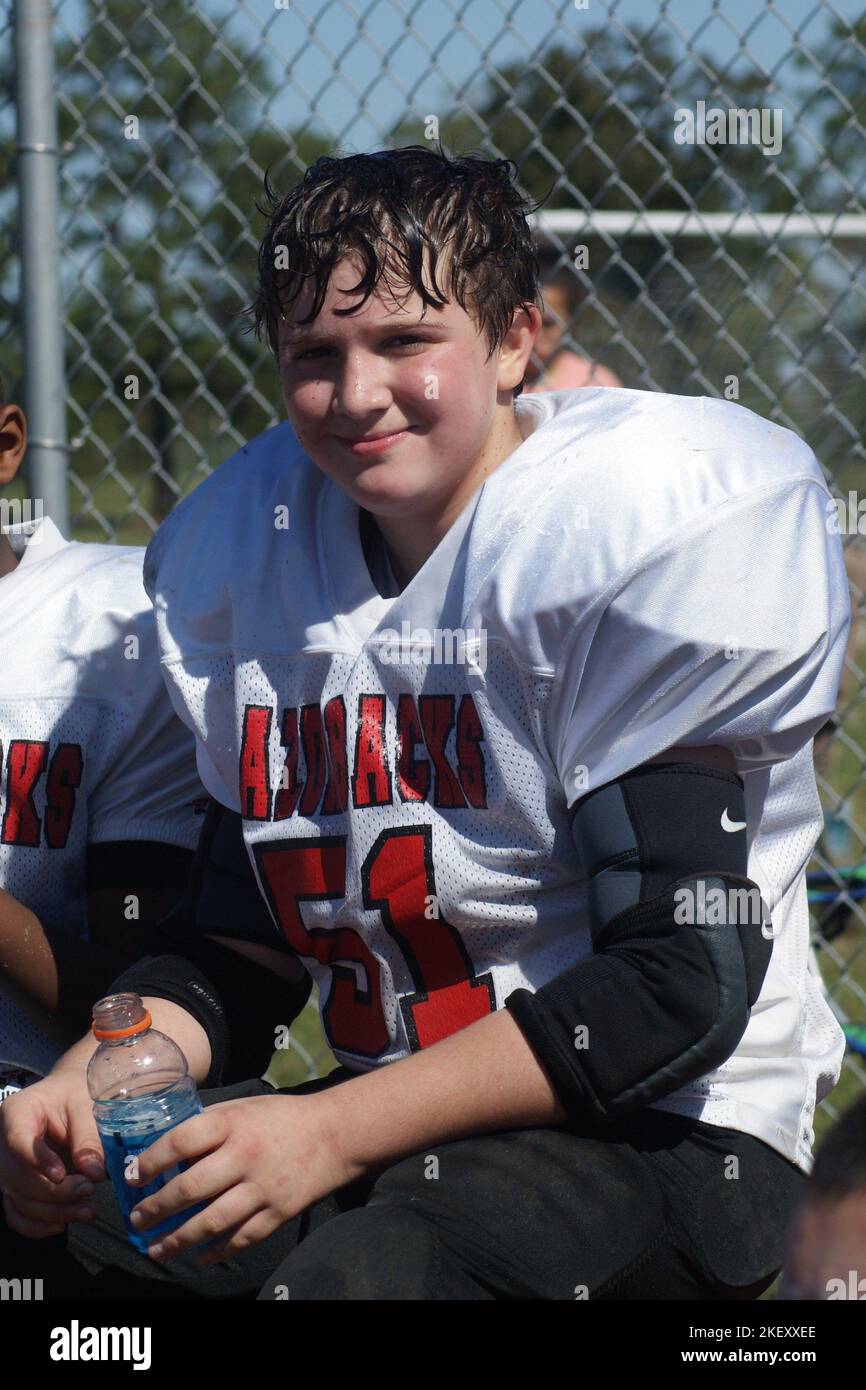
[0,404,27,484]
[498,302,542,395]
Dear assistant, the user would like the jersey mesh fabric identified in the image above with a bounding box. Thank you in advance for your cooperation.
[144,387,850,1172]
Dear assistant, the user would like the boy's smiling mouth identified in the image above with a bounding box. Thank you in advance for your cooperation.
[336,426,418,455]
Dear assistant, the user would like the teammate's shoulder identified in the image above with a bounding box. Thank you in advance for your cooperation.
[0,526,170,704]
[23,523,151,619]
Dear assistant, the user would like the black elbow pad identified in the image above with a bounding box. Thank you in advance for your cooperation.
[109,951,230,1090]
[506,761,773,1122]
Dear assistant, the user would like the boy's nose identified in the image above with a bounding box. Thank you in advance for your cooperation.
[333,357,393,414]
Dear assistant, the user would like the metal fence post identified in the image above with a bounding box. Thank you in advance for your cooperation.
[13,0,68,537]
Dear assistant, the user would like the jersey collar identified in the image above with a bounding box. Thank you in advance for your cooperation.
[320,395,549,648]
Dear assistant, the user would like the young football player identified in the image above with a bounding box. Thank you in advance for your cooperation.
[0,145,850,1301]
[0,376,206,1095]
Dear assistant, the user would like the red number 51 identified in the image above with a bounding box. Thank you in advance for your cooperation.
[254,825,495,1059]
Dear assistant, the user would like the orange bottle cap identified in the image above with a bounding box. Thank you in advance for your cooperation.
[92,1009,152,1041]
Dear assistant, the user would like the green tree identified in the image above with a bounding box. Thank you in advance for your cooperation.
[56,0,331,539]
[387,22,857,464]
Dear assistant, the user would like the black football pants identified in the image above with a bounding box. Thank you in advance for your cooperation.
[0,1068,806,1300]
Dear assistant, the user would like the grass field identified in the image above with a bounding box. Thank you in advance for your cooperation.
[263,984,338,1089]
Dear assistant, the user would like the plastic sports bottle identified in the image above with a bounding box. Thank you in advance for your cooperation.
[86,992,207,1253]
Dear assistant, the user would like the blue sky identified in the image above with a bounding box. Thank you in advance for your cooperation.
[51,0,859,153]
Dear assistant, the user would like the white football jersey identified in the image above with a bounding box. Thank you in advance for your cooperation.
[0,517,206,1076]
[144,387,850,1172]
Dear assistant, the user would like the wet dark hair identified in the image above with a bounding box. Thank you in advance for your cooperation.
[250,143,547,399]
[807,1094,866,1204]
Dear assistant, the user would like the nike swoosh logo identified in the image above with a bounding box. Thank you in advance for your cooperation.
[721,808,747,833]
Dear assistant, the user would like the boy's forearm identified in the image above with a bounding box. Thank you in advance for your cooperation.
[0,886,177,1022]
[50,998,212,1085]
[0,887,60,1011]
[321,1006,569,1181]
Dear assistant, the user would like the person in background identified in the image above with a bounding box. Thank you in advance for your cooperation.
[778,1094,866,1299]
[524,256,622,392]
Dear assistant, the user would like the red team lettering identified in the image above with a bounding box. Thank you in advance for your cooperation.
[240,693,488,821]
[0,740,84,848]
[241,695,494,1056]
[255,825,496,1057]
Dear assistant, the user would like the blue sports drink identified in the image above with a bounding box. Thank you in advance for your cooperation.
[87,993,208,1254]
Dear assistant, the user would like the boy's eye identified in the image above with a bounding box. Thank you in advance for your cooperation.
[290,335,427,363]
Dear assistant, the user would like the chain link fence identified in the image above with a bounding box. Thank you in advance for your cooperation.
[2,0,865,1110]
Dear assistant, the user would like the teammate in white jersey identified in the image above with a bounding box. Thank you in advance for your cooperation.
[0,377,206,1093]
[0,147,850,1301]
